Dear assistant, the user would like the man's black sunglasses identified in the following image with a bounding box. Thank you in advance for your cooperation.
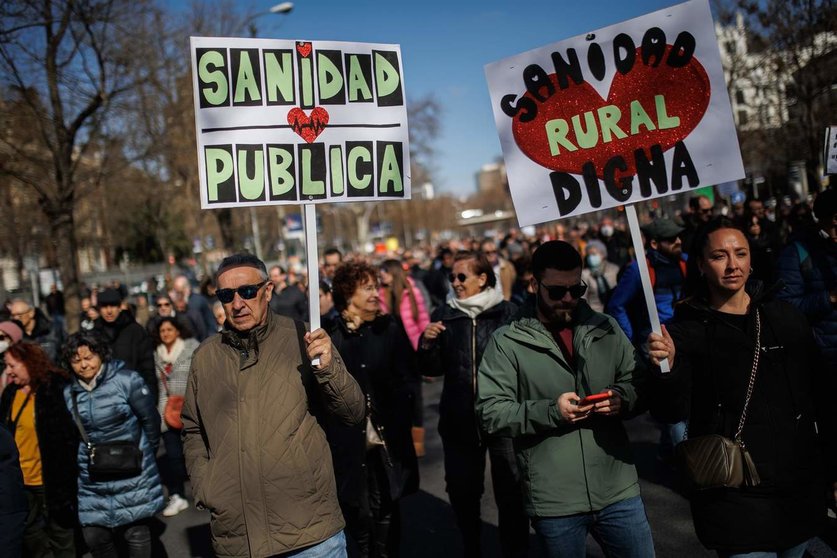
[216,281,268,303]
[539,281,587,300]
[448,273,469,283]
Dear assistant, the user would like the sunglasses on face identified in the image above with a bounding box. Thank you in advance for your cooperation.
[448,273,470,284]
[216,281,268,304]
[539,281,587,300]
[0,334,9,341]
[156,302,171,307]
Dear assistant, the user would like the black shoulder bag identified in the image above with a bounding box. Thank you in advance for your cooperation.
[676,309,762,490]
[71,391,143,478]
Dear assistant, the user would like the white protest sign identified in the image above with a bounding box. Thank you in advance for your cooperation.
[485,0,744,227]
[190,37,411,209]
[825,126,837,175]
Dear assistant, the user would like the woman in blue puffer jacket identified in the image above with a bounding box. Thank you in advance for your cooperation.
[62,330,164,557]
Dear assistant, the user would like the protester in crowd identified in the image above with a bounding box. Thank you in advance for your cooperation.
[607,218,687,350]
[319,280,340,331]
[379,258,430,457]
[62,330,164,558]
[0,425,28,557]
[598,216,632,269]
[0,320,24,386]
[327,261,419,557]
[94,287,158,402]
[268,264,309,322]
[477,240,653,557]
[680,194,714,256]
[776,188,837,373]
[419,251,528,558]
[581,239,620,312]
[510,256,535,308]
[9,298,63,363]
[423,247,454,308]
[182,253,364,557]
[199,276,217,306]
[1,342,78,558]
[80,297,97,331]
[648,217,836,557]
[323,247,343,286]
[45,284,66,337]
[480,238,517,301]
[172,275,216,341]
[741,209,778,286]
[153,317,199,518]
[147,293,200,340]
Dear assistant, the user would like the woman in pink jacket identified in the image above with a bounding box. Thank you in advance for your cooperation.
[379,259,431,456]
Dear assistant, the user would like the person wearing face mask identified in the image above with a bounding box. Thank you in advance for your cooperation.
[581,240,620,313]
[477,240,652,557]
[598,216,632,269]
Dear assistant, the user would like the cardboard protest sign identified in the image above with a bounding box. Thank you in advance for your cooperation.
[825,126,837,175]
[190,37,411,209]
[485,0,744,226]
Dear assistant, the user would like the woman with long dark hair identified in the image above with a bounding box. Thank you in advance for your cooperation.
[378,259,430,457]
[153,316,199,518]
[326,260,419,557]
[1,342,78,558]
[648,217,836,557]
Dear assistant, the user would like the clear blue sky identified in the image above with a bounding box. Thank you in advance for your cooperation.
[215,0,697,196]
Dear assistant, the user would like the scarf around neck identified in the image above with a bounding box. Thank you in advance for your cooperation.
[156,337,185,365]
[447,287,504,319]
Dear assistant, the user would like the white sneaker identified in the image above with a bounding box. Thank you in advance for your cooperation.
[163,494,189,517]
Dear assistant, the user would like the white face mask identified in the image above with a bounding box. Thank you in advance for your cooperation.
[0,340,9,353]
[586,254,603,268]
[600,225,614,238]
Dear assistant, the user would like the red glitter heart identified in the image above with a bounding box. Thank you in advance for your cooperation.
[512,46,710,179]
[296,42,312,58]
[287,107,330,143]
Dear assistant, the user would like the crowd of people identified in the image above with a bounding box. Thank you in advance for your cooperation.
[0,188,835,558]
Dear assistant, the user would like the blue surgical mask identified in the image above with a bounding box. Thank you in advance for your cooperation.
[586,254,602,268]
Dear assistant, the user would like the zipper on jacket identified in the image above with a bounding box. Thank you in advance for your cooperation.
[471,318,481,444]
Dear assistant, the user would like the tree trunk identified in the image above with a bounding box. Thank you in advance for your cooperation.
[45,202,82,334]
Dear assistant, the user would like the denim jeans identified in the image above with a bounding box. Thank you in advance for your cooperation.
[280,530,347,557]
[83,520,151,558]
[718,540,809,558]
[533,495,655,558]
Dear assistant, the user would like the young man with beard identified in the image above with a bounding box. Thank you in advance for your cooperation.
[476,240,653,557]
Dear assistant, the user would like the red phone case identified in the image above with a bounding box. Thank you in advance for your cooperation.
[578,392,611,406]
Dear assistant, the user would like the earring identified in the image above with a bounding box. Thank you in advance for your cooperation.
[749,267,754,275]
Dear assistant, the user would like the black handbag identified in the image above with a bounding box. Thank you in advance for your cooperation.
[676,309,762,490]
[71,391,143,478]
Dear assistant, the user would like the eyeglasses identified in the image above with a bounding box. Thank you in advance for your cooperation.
[216,281,268,304]
[539,281,587,300]
[0,334,9,341]
[156,302,171,308]
[448,273,470,284]
[659,236,680,244]
[11,309,31,319]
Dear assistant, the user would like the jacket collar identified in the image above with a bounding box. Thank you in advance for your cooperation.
[505,300,613,352]
[220,309,276,370]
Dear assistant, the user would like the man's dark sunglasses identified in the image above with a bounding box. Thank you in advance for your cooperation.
[448,273,469,283]
[216,281,268,303]
[540,280,587,300]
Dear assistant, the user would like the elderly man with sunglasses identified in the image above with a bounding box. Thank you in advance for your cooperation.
[181,253,364,558]
[476,240,653,558]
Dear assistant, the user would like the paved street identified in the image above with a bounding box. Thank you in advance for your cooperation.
[141,380,835,557]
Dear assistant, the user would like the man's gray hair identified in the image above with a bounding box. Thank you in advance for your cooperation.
[214,253,269,284]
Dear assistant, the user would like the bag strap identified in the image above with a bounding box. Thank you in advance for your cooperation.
[160,363,172,397]
[9,388,32,434]
[734,308,761,444]
[70,391,92,450]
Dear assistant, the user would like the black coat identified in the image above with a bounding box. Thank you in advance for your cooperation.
[95,312,158,402]
[651,288,836,552]
[326,314,419,504]
[0,425,26,553]
[418,299,517,444]
[24,308,63,364]
[1,377,79,527]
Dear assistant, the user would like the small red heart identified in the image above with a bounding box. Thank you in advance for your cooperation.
[287,107,330,143]
[296,42,312,58]
[512,45,710,179]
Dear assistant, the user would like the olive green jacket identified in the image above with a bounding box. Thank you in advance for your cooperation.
[476,301,647,517]
[182,311,364,557]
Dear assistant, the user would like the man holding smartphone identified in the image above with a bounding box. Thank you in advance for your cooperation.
[476,240,654,557]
